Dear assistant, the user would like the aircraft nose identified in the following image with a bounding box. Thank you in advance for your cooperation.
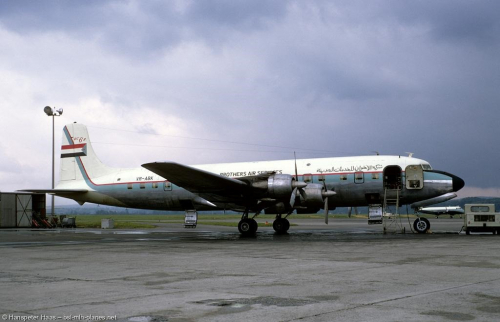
[428,170,465,192]
[451,174,465,192]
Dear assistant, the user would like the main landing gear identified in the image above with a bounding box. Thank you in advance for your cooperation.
[238,209,258,236]
[237,211,291,236]
[238,217,258,235]
[273,215,290,235]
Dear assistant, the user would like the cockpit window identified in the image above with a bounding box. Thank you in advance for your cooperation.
[421,164,432,170]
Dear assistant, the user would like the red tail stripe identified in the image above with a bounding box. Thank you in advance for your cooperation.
[62,143,86,150]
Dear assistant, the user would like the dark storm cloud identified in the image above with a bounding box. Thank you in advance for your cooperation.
[0,0,289,54]
[0,0,112,32]
[2,1,499,51]
[387,0,500,46]
[0,0,182,53]
[185,0,287,29]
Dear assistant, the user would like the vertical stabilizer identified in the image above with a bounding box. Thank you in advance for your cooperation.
[59,123,113,184]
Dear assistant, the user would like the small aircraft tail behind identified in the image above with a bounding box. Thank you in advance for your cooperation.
[59,123,113,184]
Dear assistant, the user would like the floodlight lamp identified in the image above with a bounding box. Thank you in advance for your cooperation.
[44,106,53,116]
[56,108,63,115]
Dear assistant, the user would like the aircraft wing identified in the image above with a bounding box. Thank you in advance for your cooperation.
[142,162,249,194]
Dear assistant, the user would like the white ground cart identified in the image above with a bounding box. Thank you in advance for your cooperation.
[464,204,500,235]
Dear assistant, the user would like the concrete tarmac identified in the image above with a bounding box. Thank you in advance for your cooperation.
[1,218,499,322]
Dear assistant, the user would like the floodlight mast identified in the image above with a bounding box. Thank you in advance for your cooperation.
[43,106,63,217]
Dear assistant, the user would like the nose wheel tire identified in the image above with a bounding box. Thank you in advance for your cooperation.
[238,218,258,236]
[414,217,430,234]
[273,218,290,234]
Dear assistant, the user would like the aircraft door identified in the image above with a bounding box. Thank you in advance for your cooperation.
[405,165,424,189]
[383,166,402,190]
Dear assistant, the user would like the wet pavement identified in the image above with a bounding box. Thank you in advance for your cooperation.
[1,218,499,321]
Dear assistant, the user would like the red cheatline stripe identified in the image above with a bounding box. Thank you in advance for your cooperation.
[61,143,86,150]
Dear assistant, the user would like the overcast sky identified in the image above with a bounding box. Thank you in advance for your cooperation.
[1,0,499,205]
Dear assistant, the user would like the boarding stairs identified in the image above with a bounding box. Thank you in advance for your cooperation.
[382,188,405,233]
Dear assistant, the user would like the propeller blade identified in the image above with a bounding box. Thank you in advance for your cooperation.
[321,180,336,198]
[291,152,306,209]
[290,187,298,208]
[321,180,333,225]
[294,152,298,180]
[324,197,329,224]
[298,187,307,200]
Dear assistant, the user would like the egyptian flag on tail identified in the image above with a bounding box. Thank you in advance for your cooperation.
[61,143,87,158]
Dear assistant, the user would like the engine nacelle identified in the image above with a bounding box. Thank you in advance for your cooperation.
[268,174,294,199]
[252,174,329,213]
[252,174,299,200]
[299,183,326,209]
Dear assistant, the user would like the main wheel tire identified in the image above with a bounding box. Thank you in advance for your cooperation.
[283,218,290,231]
[249,218,258,233]
[413,217,430,234]
[238,219,255,235]
[273,218,289,234]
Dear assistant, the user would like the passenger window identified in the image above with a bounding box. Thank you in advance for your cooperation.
[164,181,172,191]
[140,183,146,189]
[318,174,325,182]
[372,173,379,180]
[355,172,364,184]
[304,174,312,183]
[127,184,133,190]
[152,182,158,189]
[340,174,347,181]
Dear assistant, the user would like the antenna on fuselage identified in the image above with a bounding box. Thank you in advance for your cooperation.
[405,152,414,158]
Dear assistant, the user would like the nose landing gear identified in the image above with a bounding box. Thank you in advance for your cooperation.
[414,217,430,233]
